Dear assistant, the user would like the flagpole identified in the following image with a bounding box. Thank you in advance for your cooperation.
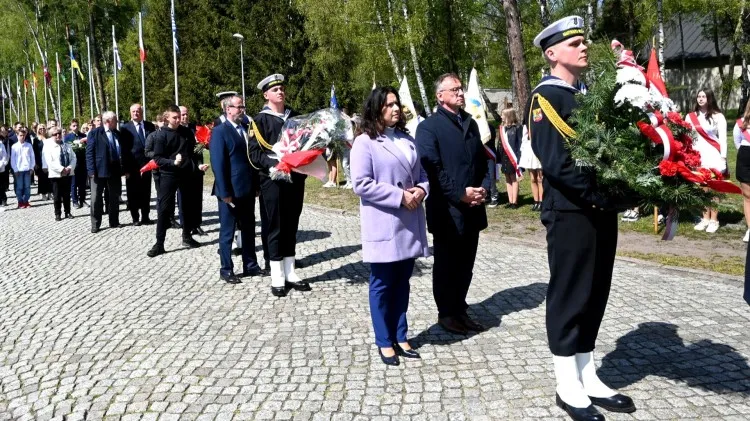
[171,0,178,104]
[44,68,49,122]
[22,69,28,125]
[86,36,94,120]
[56,53,61,123]
[31,66,39,123]
[113,26,120,123]
[2,79,5,125]
[139,12,147,120]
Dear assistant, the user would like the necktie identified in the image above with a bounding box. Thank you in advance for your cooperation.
[456,114,463,128]
[237,125,245,141]
[137,123,145,145]
[107,130,119,162]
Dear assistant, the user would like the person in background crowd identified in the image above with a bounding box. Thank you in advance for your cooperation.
[498,108,524,209]
[323,150,339,188]
[689,89,727,234]
[519,123,542,211]
[80,122,90,135]
[91,115,102,129]
[47,119,58,131]
[87,111,130,233]
[339,107,354,189]
[417,72,489,336]
[10,127,35,208]
[120,103,156,226]
[65,119,87,208]
[485,122,499,207]
[734,100,750,242]
[43,127,76,221]
[249,73,311,297]
[0,126,10,207]
[180,105,208,236]
[351,86,430,366]
[33,124,53,200]
[0,131,7,212]
[528,16,636,420]
[209,95,265,283]
[146,105,201,258]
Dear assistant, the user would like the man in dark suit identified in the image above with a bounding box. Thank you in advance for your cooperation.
[146,105,202,257]
[417,72,490,336]
[120,103,156,225]
[86,111,131,233]
[210,94,265,284]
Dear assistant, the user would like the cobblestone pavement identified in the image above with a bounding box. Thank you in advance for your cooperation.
[1,187,750,421]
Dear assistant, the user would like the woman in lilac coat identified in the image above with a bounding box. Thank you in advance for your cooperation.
[351,87,430,366]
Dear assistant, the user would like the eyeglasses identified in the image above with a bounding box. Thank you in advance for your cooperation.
[228,105,246,110]
[440,86,465,94]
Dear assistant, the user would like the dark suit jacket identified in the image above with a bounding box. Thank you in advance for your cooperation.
[209,120,256,200]
[86,126,130,178]
[417,106,489,236]
[119,120,156,170]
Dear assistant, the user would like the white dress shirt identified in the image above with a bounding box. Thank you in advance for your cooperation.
[10,142,35,172]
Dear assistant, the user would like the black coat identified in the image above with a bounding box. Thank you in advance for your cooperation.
[119,120,156,170]
[416,106,489,236]
[152,125,197,175]
[86,126,132,178]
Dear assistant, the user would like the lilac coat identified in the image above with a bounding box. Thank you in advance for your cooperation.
[351,130,430,263]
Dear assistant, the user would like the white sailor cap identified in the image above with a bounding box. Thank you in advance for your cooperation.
[533,16,585,50]
[257,74,285,92]
[216,91,238,100]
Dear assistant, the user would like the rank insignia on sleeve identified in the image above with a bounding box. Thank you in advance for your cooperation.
[532,108,543,122]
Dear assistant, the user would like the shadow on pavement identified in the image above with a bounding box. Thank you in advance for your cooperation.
[600,322,750,395]
[411,282,548,348]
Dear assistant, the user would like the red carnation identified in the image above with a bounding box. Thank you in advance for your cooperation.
[683,152,701,168]
[698,168,713,180]
[659,160,678,177]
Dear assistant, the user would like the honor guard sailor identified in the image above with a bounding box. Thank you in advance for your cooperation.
[248,74,312,297]
[526,16,636,421]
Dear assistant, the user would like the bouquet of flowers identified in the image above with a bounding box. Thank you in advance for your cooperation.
[269,108,353,182]
[567,41,740,237]
[193,124,212,154]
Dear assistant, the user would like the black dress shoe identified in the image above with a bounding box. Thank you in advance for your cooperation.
[556,394,605,421]
[220,273,242,284]
[589,394,636,413]
[271,286,288,297]
[459,314,488,332]
[65,213,74,219]
[438,316,468,335]
[182,237,201,248]
[285,281,312,291]
[378,348,400,366]
[392,343,421,359]
[76,203,84,209]
[147,244,166,258]
[242,266,264,277]
[231,247,242,256]
[142,218,154,225]
[55,215,62,221]
[170,217,182,229]
[110,223,120,229]
[295,259,305,268]
[133,220,142,226]
[191,226,207,236]
[91,227,100,234]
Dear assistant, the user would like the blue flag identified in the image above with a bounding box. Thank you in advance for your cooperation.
[330,84,338,109]
[171,0,179,53]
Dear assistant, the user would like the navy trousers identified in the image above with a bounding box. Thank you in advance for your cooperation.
[217,195,260,276]
[745,244,750,305]
[369,258,415,348]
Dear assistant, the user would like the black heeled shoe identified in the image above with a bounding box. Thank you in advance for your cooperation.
[392,343,420,359]
[378,348,399,366]
[589,394,636,413]
[555,394,604,421]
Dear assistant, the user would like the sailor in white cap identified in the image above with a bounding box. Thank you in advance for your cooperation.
[248,73,311,297]
[526,16,636,421]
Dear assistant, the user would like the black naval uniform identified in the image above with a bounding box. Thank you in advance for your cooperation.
[526,76,618,357]
[248,108,305,263]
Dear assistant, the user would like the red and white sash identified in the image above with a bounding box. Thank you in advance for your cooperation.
[737,119,750,143]
[498,126,521,177]
[688,112,721,152]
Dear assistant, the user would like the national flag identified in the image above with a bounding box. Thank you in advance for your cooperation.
[170,0,179,54]
[113,28,123,71]
[70,53,84,80]
[32,72,38,89]
[138,12,147,63]
[330,84,338,109]
[43,65,52,87]
[646,48,668,97]
[56,54,66,83]
[465,68,491,143]
[23,79,29,93]
[398,76,419,135]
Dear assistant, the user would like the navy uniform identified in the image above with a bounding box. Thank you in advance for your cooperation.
[248,74,311,297]
[526,16,635,421]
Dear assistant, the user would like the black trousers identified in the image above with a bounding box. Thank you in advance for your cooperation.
[0,168,9,202]
[126,170,152,222]
[156,172,194,245]
[193,173,204,227]
[36,169,52,195]
[51,176,72,216]
[90,174,122,228]
[432,229,480,319]
[541,209,618,356]
[260,175,305,261]
[72,171,87,204]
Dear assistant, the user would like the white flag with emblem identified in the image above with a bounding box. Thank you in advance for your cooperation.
[465,68,491,143]
[398,76,419,135]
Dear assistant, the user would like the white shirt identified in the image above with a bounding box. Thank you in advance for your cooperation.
[384,127,416,167]
[693,111,728,158]
[42,141,77,178]
[10,142,35,172]
[734,122,750,149]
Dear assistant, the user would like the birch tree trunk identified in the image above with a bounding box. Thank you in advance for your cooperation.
[401,0,431,115]
[502,0,530,115]
[586,1,595,38]
[537,0,549,27]
[88,3,107,111]
[723,0,745,107]
[375,7,402,82]
[657,0,665,77]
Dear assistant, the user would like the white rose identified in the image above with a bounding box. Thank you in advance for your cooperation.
[616,67,647,86]
[614,83,651,109]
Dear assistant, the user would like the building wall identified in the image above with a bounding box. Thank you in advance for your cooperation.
[664,63,742,113]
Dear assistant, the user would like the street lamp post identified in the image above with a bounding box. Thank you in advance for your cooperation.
[232,33,245,100]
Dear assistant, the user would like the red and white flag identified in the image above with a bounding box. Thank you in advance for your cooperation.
[138,12,147,63]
